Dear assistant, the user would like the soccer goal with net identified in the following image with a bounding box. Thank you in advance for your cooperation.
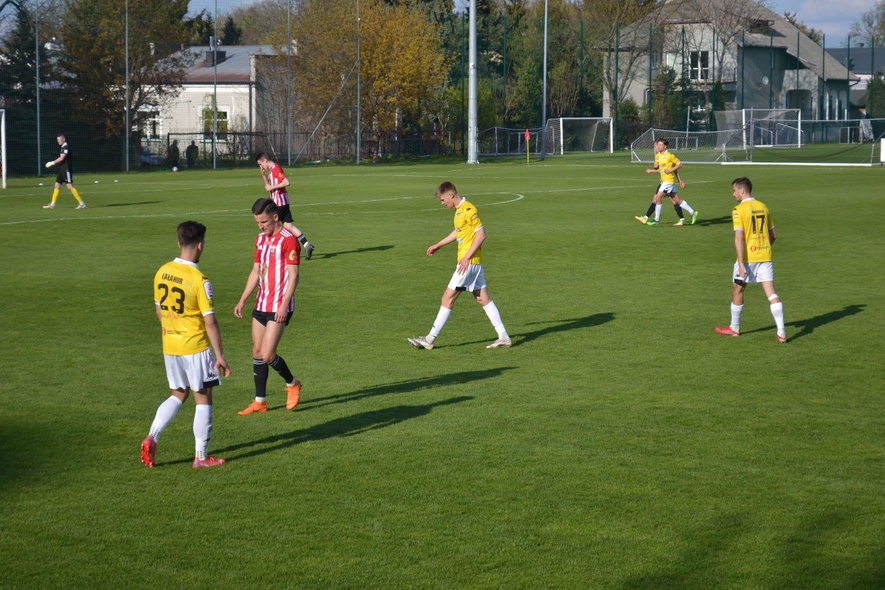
[630,127,748,163]
[544,117,614,155]
[714,109,803,149]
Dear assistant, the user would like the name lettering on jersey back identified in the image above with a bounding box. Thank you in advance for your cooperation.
[161,273,184,285]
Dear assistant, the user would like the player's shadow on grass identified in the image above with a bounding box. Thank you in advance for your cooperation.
[449,313,615,348]
[216,396,473,462]
[298,367,515,411]
[102,201,161,207]
[312,245,394,260]
[693,215,731,227]
[742,303,866,341]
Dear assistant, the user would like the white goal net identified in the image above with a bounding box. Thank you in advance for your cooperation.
[714,109,803,149]
[544,117,614,155]
[630,127,748,163]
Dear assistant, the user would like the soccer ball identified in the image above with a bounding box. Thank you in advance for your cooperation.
[172,166,178,172]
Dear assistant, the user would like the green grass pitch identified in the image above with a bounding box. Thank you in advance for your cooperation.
[0,156,883,589]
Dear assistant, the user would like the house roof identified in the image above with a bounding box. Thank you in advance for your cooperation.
[616,0,857,82]
[737,4,857,82]
[825,48,885,77]
[176,45,281,84]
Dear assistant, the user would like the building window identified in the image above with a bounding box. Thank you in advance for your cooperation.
[142,111,161,140]
[690,51,709,81]
[202,108,229,140]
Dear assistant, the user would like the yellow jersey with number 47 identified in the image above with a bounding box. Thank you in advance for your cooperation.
[732,198,775,263]
[654,150,680,183]
[154,258,215,356]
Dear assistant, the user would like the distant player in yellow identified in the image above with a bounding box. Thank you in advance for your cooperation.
[408,181,511,349]
[141,221,231,468]
[635,138,698,226]
[715,177,787,343]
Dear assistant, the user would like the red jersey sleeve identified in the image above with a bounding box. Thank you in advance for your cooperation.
[282,233,301,265]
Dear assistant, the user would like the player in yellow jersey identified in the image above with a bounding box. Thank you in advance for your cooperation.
[408,181,511,349]
[715,177,787,343]
[634,138,699,226]
[141,221,231,468]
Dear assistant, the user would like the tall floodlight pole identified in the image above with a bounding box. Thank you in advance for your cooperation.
[213,0,218,169]
[125,0,130,172]
[356,0,361,165]
[540,0,548,160]
[286,0,292,165]
[466,0,478,164]
[35,4,41,176]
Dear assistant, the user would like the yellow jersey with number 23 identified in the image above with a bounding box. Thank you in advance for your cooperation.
[154,258,215,356]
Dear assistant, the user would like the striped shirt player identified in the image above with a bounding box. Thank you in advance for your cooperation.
[715,177,786,343]
[255,152,315,259]
[142,221,230,469]
[635,138,697,226]
[407,181,511,350]
[42,134,86,209]
[235,198,304,415]
[254,226,299,314]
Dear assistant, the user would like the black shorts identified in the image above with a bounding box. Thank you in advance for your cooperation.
[252,308,293,326]
[56,167,73,185]
[276,204,294,224]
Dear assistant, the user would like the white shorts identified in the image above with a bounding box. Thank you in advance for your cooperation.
[657,182,677,195]
[164,348,221,392]
[447,263,487,292]
[733,261,775,284]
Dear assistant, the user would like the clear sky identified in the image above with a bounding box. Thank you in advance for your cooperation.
[188,0,879,46]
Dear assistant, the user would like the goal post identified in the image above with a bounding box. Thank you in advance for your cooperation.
[1,109,6,189]
[544,117,614,154]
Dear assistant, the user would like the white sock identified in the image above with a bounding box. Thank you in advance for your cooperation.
[482,301,508,338]
[149,396,183,440]
[428,306,452,340]
[679,201,695,215]
[770,302,785,334]
[730,303,744,332]
[194,404,213,460]
[654,204,662,221]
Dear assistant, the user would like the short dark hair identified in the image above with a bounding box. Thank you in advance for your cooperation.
[655,138,669,147]
[252,197,279,217]
[178,221,206,247]
[255,152,270,163]
[732,177,753,193]
[436,181,458,198]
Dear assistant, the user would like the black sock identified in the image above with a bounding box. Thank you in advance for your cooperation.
[253,359,269,398]
[645,203,656,217]
[674,204,683,219]
[270,355,295,384]
[297,235,308,245]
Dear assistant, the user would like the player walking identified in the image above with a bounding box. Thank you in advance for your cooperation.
[256,153,315,259]
[408,181,511,350]
[635,138,698,226]
[715,177,787,343]
[42,134,86,209]
[236,198,304,414]
[141,221,230,469]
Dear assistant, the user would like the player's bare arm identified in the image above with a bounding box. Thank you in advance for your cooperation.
[234,263,261,318]
[457,228,486,274]
[273,264,299,324]
[204,313,231,378]
[734,229,747,277]
[427,230,457,256]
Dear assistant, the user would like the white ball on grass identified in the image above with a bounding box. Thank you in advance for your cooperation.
[172,166,178,172]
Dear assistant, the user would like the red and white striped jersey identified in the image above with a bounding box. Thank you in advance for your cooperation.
[266,162,290,207]
[254,228,300,313]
